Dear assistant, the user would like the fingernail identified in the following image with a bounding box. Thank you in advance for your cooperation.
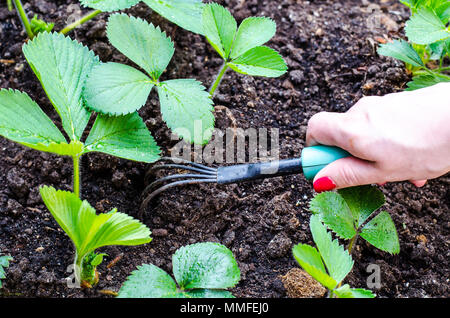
[313,177,336,193]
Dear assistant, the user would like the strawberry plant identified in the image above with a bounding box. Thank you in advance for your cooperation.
[378,0,450,90]
[0,254,13,289]
[293,215,375,298]
[118,242,240,298]
[310,185,400,255]
[201,3,287,96]
[83,13,214,145]
[39,186,152,287]
[0,32,160,198]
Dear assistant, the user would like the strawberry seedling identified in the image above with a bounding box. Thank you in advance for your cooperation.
[40,186,151,287]
[83,13,214,145]
[118,242,240,298]
[0,254,13,289]
[378,0,450,90]
[201,3,288,96]
[0,32,160,198]
[310,185,400,255]
[293,215,375,298]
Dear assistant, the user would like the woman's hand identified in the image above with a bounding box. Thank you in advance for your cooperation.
[306,82,450,192]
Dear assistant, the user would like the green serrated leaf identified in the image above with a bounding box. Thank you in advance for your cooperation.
[143,0,205,35]
[310,215,354,285]
[405,8,450,44]
[157,79,214,145]
[349,288,376,298]
[39,186,152,267]
[437,1,450,22]
[230,17,276,59]
[84,112,161,163]
[309,192,357,239]
[187,289,235,298]
[202,3,237,59]
[80,0,140,11]
[0,256,12,268]
[83,62,154,116]
[292,243,338,290]
[360,211,400,254]
[406,73,450,90]
[338,185,385,227]
[333,284,375,298]
[228,46,287,77]
[107,14,174,81]
[118,264,178,298]
[0,89,68,153]
[377,39,425,67]
[173,242,240,290]
[22,32,99,141]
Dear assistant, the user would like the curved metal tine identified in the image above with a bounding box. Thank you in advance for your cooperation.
[145,164,217,184]
[139,179,217,216]
[145,164,216,184]
[142,173,216,197]
[159,157,217,172]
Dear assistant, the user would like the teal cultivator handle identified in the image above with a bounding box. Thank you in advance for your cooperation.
[301,145,350,180]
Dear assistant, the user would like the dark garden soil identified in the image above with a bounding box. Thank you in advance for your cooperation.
[0,0,449,298]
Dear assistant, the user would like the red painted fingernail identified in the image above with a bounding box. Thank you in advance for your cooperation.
[313,177,336,193]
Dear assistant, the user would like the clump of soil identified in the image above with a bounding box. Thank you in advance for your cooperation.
[281,268,327,298]
[0,0,448,298]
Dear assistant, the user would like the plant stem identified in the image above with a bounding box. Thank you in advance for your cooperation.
[72,155,81,198]
[13,0,34,39]
[60,9,102,35]
[209,62,229,97]
[347,235,357,255]
[7,0,13,11]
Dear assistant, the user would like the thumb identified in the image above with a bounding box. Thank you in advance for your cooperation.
[312,157,381,192]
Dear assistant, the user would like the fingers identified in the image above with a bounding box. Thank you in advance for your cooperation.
[306,112,349,147]
[311,158,428,192]
[409,179,427,187]
[312,157,381,191]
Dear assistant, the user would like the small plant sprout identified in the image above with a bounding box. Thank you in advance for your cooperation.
[310,185,400,255]
[293,215,375,298]
[83,13,214,145]
[118,242,241,298]
[378,0,450,90]
[39,186,152,287]
[201,3,288,96]
[0,254,13,289]
[0,32,160,198]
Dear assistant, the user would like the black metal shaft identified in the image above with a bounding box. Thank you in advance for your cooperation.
[217,158,303,184]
